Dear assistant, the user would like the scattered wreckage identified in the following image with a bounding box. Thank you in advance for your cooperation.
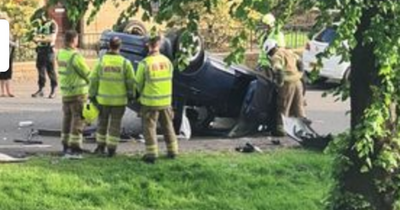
[98,21,332,147]
[11,116,332,151]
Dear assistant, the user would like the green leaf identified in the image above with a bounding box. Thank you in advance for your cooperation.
[360,165,370,173]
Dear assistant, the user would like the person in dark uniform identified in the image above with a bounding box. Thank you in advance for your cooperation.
[0,12,17,97]
[32,9,58,99]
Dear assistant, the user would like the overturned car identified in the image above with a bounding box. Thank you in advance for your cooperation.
[98,23,278,138]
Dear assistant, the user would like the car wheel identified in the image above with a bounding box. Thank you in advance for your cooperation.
[116,20,147,36]
[166,29,205,73]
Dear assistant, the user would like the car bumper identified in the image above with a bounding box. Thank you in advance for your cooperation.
[302,54,349,81]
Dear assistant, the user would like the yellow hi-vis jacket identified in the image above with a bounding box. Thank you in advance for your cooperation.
[268,27,286,48]
[136,53,174,107]
[89,52,135,106]
[57,48,90,99]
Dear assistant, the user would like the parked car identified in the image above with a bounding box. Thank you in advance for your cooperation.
[98,22,277,138]
[302,25,350,83]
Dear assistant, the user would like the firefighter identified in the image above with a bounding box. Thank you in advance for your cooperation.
[261,13,286,48]
[258,13,286,78]
[32,8,59,99]
[264,39,306,136]
[136,31,178,164]
[89,37,135,157]
[57,30,91,158]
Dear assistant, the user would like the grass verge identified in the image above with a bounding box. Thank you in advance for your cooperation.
[0,149,331,210]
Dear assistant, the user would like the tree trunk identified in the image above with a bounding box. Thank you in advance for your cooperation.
[350,0,379,130]
[338,1,395,209]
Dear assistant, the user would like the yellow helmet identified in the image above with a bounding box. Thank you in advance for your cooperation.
[262,13,276,27]
[82,102,99,124]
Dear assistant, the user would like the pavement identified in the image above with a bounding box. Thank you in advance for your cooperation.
[0,81,349,156]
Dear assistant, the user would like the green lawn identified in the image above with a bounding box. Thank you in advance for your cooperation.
[0,150,332,210]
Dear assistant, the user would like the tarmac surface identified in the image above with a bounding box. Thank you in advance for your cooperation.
[0,81,349,156]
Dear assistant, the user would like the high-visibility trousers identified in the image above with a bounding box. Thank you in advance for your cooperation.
[141,106,178,158]
[96,106,126,150]
[61,95,85,149]
[276,80,306,132]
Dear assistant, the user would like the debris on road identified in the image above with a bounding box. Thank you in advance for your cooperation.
[283,116,333,150]
[235,142,263,153]
[37,129,61,137]
[14,139,43,144]
[14,129,43,145]
[18,121,34,127]
[271,139,281,145]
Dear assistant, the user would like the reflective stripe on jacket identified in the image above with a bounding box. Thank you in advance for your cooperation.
[136,54,174,107]
[57,48,90,98]
[89,53,135,106]
[37,21,56,47]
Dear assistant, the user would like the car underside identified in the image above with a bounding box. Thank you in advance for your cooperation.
[98,22,278,138]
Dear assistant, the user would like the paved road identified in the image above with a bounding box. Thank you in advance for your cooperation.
[0,81,349,154]
[305,84,350,135]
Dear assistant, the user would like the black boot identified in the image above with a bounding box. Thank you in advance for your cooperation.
[272,126,286,137]
[70,147,83,160]
[32,89,44,98]
[48,88,56,99]
[93,145,106,155]
[142,155,156,164]
[107,147,116,157]
[166,153,177,159]
[62,144,70,155]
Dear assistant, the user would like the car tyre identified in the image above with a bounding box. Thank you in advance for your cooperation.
[165,29,205,73]
[116,20,147,36]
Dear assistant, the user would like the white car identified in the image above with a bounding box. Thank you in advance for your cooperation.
[302,26,350,83]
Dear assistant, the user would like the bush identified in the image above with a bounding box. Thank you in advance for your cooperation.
[0,0,38,39]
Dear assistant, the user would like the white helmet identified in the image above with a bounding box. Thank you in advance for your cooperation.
[263,39,278,55]
[262,13,276,27]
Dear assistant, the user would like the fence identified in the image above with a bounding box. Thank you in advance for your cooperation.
[283,24,311,49]
[14,25,312,62]
[201,24,311,53]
